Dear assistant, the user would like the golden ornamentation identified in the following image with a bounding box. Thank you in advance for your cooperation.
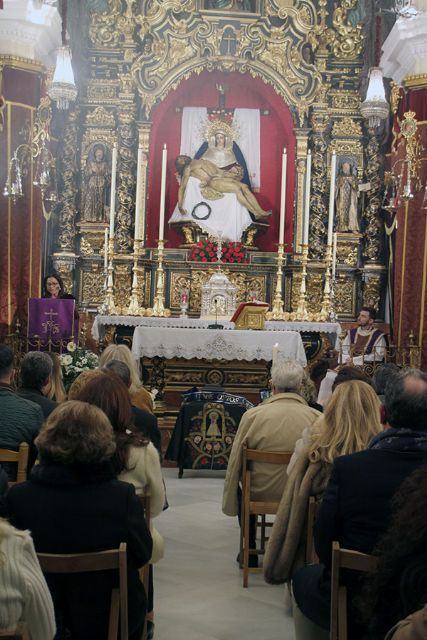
[331,92,360,111]
[332,117,362,138]
[363,274,382,312]
[86,80,119,103]
[291,271,302,312]
[307,272,323,315]
[85,106,116,126]
[336,239,358,266]
[331,0,363,60]
[53,260,75,297]
[246,276,266,302]
[400,111,423,191]
[362,130,382,263]
[88,0,123,48]
[332,139,363,171]
[79,236,95,257]
[144,271,152,308]
[57,109,79,252]
[390,81,401,115]
[114,264,132,309]
[335,273,355,316]
[309,129,328,259]
[116,108,137,252]
[170,273,192,308]
[81,266,105,307]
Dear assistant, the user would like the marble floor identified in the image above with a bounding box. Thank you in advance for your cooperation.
[154,468,296,640]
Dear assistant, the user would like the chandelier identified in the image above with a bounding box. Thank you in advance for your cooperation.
[360,67,390,129]
[47,0,77,110]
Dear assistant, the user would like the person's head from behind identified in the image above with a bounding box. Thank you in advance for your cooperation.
[98,344,141,393]
[43,272,64,298]
[372,363,400,397]
[0,344,14,384]
[73,371,134,435]
[20,351,52,392]
[102,359,131,388]
[67,369,103,400]
[331,364,371,392]
[36,400,115,465]
[271,359,303,395]
[300,370,318,406]
[384,368,427,431]
[309,380,381,464]
[45,352,66,402]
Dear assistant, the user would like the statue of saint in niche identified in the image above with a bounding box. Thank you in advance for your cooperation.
[81,143,110,222]
[335,159,370,234]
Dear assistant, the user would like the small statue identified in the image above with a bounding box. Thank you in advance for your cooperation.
[81,144,110,223]
[335,160,370,233]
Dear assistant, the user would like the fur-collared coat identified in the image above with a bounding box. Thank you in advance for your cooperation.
[263,447,331,584]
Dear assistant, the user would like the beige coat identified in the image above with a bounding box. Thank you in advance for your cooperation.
[222,393,321,517]
[119,443,165,563]
[385,605,427,640]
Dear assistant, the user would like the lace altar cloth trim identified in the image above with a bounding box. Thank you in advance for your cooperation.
[131,327,307,366]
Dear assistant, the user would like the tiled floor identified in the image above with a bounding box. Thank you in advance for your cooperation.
[154,468,296,640]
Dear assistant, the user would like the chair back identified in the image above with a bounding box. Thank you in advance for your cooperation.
[0,442,29,484]
[330,541,378,640]
[305,495,319,565]
[0,624,29,639]
[241,442,293,587]
[37,543,128,640]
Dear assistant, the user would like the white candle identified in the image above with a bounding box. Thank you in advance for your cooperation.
[272,342,279,363]
[134,144,143,241]
[332,231,337,279]
[158,144,167,241]
[327,151,337,246]
[303,150,311,245]
[104,227,108,269]
[109,144,117,238]
[279,148,287,245]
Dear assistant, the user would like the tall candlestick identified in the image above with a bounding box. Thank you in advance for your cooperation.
[327,151,337,246]
[332,231,337,280]
[303,150,311,245]
[134,145,143,241]
[158,144,167,241]
[279,148,287,245]
[109,144,117,238]
[104,227,108,269]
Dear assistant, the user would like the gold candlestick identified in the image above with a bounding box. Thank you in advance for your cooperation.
[266,243,289,320]
[146,239,171,317]
[318,243,332,321]
[293,243,311,321]
[127,239,146,316]
[102,237,118,314]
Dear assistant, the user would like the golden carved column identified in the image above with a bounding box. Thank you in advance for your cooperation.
[294,130,310,254]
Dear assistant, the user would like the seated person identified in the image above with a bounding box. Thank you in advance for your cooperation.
[0,517,56,640]
[341,306,386,366]
[291,368,427,640]
[44,352,67,403]
[222,359,321,562]
[0,344,43,479]
[18,351,58,418]
[264,380,381,585]
[359,459,427,639]
[4,400,153,640]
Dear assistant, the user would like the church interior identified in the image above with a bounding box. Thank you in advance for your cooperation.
[0,0,427,638]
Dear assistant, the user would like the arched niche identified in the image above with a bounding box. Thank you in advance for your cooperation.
[146,70,296,252]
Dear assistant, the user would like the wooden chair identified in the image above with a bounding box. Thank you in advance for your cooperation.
[37,543,128,640]
[330,541,378,640]
[0,624,29,639]
[136,487,151,640]
[305,495,319,565]
[240,442,293,587]
[0,442,29,484]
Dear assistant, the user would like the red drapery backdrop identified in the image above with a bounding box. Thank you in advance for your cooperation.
[392,86,427,369]
[0,65,43,337]
[146,70,296,252]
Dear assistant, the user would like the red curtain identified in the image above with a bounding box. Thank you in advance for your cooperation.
[0,66,43,336]
[146,70,296,252]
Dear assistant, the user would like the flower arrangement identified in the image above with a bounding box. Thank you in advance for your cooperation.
[189,239,249,264]
[59,341,99,390]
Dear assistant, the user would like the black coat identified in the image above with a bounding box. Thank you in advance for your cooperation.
[292,447,427,632]
[17,388,58,419]
[5,461,153,639]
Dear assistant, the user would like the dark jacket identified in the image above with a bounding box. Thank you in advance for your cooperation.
[17,387,58,419]
[5,461,153,639]
[292,447,427,633]
[132,406,162,455]
[0,383,43,478]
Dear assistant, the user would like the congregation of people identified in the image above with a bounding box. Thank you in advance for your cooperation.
[0,333,426,639]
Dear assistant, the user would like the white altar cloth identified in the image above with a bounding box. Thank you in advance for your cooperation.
[131,326,307,366]
[92,315,341,348]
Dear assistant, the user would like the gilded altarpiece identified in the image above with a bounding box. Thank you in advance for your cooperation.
[51,0,386,322]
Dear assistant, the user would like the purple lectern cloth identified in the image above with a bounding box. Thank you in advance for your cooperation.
[28,299,76,345]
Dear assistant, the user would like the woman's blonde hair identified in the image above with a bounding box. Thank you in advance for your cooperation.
[45,352,66,402]
[308,380,381,464]
[36,400,116,465]
[98,344,142,394]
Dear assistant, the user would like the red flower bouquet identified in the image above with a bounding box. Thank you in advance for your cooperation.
[189,239,249,264]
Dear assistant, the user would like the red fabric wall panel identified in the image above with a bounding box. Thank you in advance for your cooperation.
[146,70,296,251]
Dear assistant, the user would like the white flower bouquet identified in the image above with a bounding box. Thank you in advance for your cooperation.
[60,342,99,390]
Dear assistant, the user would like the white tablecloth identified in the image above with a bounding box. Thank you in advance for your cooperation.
[131,326,307,366]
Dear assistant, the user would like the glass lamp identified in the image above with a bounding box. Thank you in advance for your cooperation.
[360,67,389,128]
[47,45,77,110]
